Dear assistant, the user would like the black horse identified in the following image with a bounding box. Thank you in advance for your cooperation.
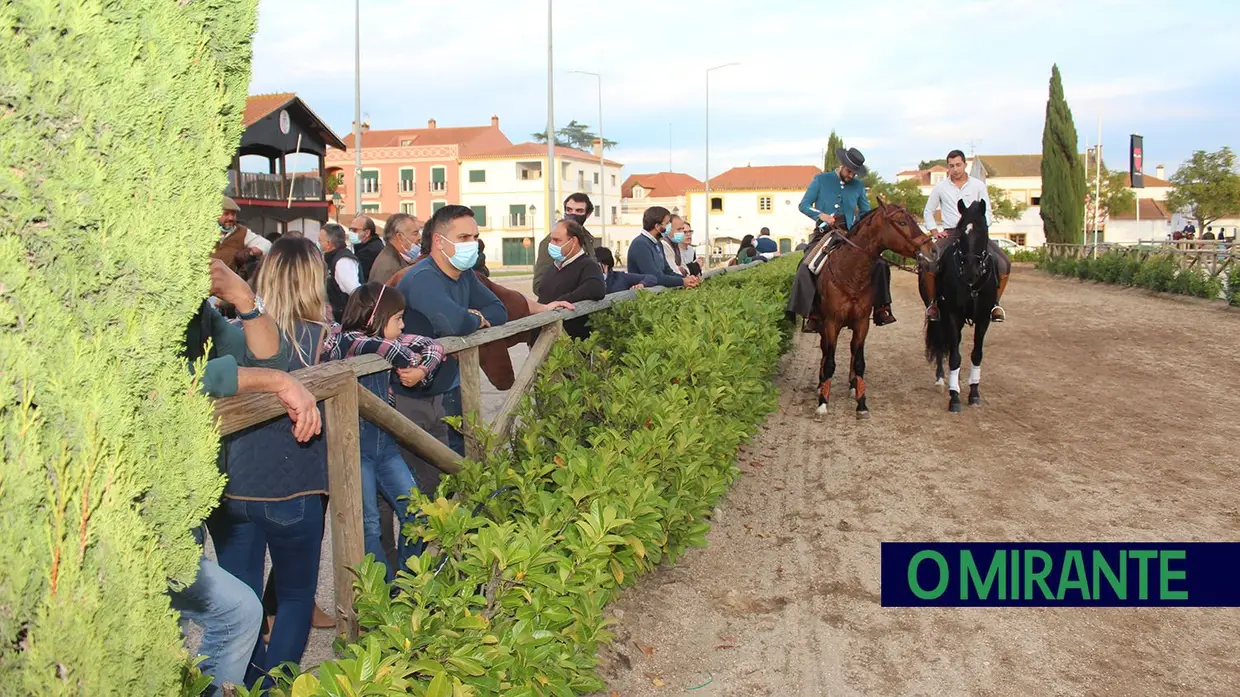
[922,199,998,412]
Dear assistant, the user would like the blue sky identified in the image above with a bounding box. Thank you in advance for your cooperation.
[251,0,1239,181]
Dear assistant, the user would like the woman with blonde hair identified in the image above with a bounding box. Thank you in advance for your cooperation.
[206,236,331,686]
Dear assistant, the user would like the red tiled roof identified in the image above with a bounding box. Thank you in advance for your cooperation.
[621,172,704,198]
[243,93,297,128]
[1110,198,1170,221]
[687,165,822,191]
[467,141,623,166]
[1124,173,1172,187]
[342,123,510,154]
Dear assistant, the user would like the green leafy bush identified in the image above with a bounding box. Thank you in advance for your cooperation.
[0,2,258,695]
[1043,249,1229,301]
[1010,248,1045,263]
[1228,266,1240,306]
[240,259,799,696]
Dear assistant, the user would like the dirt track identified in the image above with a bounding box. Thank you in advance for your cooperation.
[598,268,1240,696]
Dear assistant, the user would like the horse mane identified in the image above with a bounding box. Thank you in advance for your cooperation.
[846,206,883,236]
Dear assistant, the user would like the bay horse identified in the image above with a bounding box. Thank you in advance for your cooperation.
[815,197,934,419]
[922,199,999,412]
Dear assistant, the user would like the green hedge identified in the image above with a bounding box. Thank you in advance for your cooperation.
[1038,250,1233,303]
[238,259,800,696]
[0,2,257,694]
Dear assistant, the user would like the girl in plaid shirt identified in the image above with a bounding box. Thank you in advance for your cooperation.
[322,282,444,581]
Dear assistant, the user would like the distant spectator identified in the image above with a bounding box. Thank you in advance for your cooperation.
[627,206,700,288]
[597,247,654,293]
[474,238,491,277]
[535,193,596,295]
[350,215,384,281]
[369,213,420,284]
[537,218,605,339]
[213,196,271,280]
[736,234,761,264]
[662,215,690,276]
[319,222,361,322]
[1203,230,1216,240]
[755,226,779,256]
[681,222,702,276]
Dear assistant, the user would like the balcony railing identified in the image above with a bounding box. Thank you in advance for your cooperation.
[509,214,529,227]
[226,170,325,202]
[399,179,416,193]
[429,181,447,194]
[518,170,542,181]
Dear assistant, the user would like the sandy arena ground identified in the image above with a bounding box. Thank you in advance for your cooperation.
[596,268,1240,696]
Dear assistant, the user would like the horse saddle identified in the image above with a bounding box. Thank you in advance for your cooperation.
[805,224,849,275]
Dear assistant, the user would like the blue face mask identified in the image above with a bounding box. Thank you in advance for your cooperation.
[347,231,361,247]
[547,242,565,262]
[671,232,685,244]
[438,235,479,271]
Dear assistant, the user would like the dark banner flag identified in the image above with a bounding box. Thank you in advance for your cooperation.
[881,542,1240,607]
[1130,134,1144,188]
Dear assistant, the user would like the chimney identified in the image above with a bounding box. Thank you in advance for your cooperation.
[428,118,437,129]
[592,137,603,158]
[1156,164,1165,180]
[491,115,500,128]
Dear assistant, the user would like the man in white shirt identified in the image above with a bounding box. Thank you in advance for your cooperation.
[662,215,691,276]
[319,222,362,322]
[922,149,1011,323]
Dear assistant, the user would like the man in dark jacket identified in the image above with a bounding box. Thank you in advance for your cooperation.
[349,215,384,281]
[319,222,360,322]
[626,206,700,288]
[368,213,420,284]
[534,192,596,295]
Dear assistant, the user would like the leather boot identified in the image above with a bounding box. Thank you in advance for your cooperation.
[924,273,940,322]
[991,273,1010,323]
[873,306,896,326]
[802,315,821,334]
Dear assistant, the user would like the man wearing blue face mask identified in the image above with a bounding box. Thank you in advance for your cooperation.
[391,205,510,463]
[661,215,691,276]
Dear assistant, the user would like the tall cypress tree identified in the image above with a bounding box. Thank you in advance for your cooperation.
[1040,64,1086,243]
[826,130,846,171]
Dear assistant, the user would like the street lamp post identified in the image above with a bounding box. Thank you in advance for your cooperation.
[570,70,605,250]
[545,0,556,241]
[353,0,362,216]
[704,62,739,266]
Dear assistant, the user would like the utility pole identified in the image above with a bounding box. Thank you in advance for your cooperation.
[546,0,556,240]
[353,0,362,216]
[704,62,739,266]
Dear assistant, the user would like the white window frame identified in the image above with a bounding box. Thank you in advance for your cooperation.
[399,167,416,194]
[360,168,381,195]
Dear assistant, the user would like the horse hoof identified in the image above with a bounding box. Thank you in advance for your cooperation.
[815,403,828,419]
[935,378,945,389]
[856,410,871,420]
[948,391,962,413]
[968,396,983,407]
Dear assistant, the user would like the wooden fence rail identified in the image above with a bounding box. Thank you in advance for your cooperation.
[209,260,763,639]
[1046,242,1238,280]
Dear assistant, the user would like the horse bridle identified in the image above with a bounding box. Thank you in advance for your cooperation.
[825,207,934,266]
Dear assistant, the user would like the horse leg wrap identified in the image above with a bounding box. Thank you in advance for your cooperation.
[969,365,981,385]
[854,377,866,399]
[949,368,961,393]
[820,381,831,401]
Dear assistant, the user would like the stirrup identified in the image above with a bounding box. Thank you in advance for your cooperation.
[991,305,1006,323]
[925,304,940,322]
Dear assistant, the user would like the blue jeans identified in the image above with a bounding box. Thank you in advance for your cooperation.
[442,386,466,457]
[360,424,419,582]
[207,495,324,686]
[170,557,262,697]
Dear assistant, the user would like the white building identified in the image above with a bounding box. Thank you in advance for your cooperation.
[614,172,704,251]
[457,142,623,268]
[684,165,821,257]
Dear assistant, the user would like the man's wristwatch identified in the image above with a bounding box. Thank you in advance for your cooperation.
[237,295,265,321]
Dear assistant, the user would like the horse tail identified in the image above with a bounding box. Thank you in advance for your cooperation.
[924,310,952,365]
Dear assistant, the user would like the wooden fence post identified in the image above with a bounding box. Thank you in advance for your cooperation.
[323,383,363,641]
[458,347,484,460]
